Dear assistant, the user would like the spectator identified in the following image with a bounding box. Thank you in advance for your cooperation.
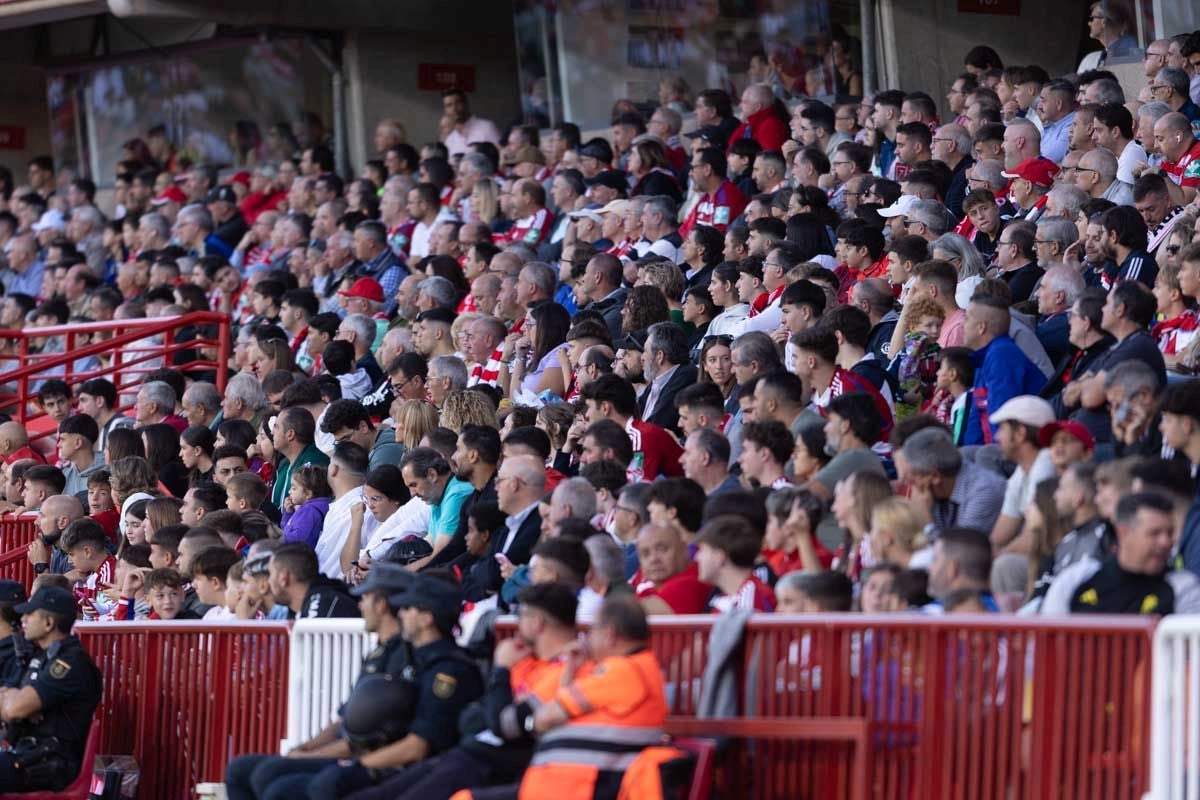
[899,428,1007,534]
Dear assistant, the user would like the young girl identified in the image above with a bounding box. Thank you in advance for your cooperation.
[121,495,154,549]
[281,464,332,549]
[1151,261,1198,365]
[888,296,944,421]
[180,425,216,485]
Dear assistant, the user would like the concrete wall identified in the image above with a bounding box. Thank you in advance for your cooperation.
[882,0,1091,119]
[0,29,49,180]
[343,24,521,169]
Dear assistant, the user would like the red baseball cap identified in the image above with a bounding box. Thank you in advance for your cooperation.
[1038,420,1095,451]
[338,277,385,303]
[231,171,251,187]
[151,185,187,205]
[1001,157,1059,189]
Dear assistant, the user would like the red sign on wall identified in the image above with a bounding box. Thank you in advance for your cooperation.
[0,126,26,150]
[958,0,1020,14]
[418,63,476,93]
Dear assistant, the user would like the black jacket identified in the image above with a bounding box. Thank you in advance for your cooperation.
[464,508,542,602]
[586,288,629,344]
[299,578,360,619]
[638,363,698,436]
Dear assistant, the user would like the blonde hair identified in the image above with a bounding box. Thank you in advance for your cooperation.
[391,399,439,450]
[869,497,928,554]
[473,179,501,225]
[440,390,498,433]
[638,261,685,300]
[451,312,481,349]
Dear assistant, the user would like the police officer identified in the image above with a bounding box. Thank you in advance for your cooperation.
[0,581,32,687]
[0,586,103,792]
[226,562,416,800]
[302,572,485,799]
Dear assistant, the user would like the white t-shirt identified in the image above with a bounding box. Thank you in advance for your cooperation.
[1116,140,1148,186]
[1001,449,1056,519]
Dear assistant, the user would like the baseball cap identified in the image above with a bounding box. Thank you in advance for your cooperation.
[338,277,385,303]
[0,580,25,604]
[512,145,545,165]
[567,207,604,225]
[14,586,77,619]
[1038,420,1096,451]
[616,330,648,352]
[350,562,416,598]
[1001,157,1059,189]
[876,194,919,219]
[151,185,188,206]
[388,574,462,616]
[31,209,66,233]
[206,185,238,205]
[990,395,1056,428]
[231,171,251,187]
[586,170,628,192]
[578,140,613,163]
[599,199,629,216]
[684,124,730,149]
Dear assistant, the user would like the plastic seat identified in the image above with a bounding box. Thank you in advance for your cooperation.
[0,719,101,800]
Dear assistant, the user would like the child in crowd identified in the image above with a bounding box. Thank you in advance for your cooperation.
[122,498,151,548]
[190,547,243,621]
[29,379,72,462]
[203,509,248,551]
[696,515,776,612]
[1151,261,1198,361]
[762,488,834,575]
[449,502,505,584]
[144,568,201,620]
[323,340,371,400]
[60,518,118,620]
[148,524,186,570]
[226,472,270,514]
[774,571,854,613]
[106,544,153,620]
[858,564,903,613]
[225,561,255,618]
[85,469,119,538]
[889,296,944,420]
[920,346,974,442]
[281,464,333,548]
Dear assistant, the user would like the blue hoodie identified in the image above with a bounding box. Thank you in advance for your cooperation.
[963,335,1047,446]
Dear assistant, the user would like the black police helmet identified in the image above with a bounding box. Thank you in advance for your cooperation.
[340,673,417,752]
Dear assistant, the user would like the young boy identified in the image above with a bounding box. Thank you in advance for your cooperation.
[225,561,251,618]
[107,543,153,620]
[144,568,201,620]
[29,379,72,462]
[203,509,248,552]
[922,346,974,443]
[57,414,101,500]
[20,465,66,515]
[762,488,833,576]
[60,517,117,619]
[695,514,776,613]
[190,546,243,621]
[149,524,186,570]
[226,472,270,514]
[86,469,119,542]
[773,570,854,613]
[248,278,285,327]
[323,339,372,401]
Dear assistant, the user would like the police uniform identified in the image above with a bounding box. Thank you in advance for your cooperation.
[0,587,103,792]
[0,581,32,688]
[298,575,484,799]
[225,565,417,800]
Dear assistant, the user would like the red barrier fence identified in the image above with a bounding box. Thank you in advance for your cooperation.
[0,312,230,441]
[0,515,39,592]
[75,622,291,800]
[500,614,1156,800]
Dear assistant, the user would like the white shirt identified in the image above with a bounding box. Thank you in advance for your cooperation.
[641,364,679,422]
[1001,449,1056,520]
[501,500,539,553]
[443,116,502,157]
[361,496,432,560]
[736,295,783,336]
[203,606,237,621]
[1116,140,1147,186]
[707,303,751,338]
[315,486,366,579]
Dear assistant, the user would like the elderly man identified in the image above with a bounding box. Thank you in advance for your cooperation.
[899,427,1007,534]
[336,313,384,386]
[426,355,468,409]
[135,381,186,432]
[1075,148,1133,205]
[174,203,230,259]
[729,83,788,152]
[353,221,407,315]
[1035,264,1086,366]
[182,382,223,430]
[638,322,697,436]
[1003,157,1057,224]
[221,372,267,428]
[1155,111,1200,204]
[1034,217,1079,268]
[1,235,42,298]
[931,123,974,217]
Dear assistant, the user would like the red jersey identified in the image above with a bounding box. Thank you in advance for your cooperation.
[498,208,553,248]
[815,367,894,439]
[625,418,683,482]
[765,542,834,576]
[679,180,748,236]
[633,562,712,614]
[1154,309,1200,355]
[1163,140,1200,190]
[708,575,776,613]
[727,107,789,154]
[74,554,117,615]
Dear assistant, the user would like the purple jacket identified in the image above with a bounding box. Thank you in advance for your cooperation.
[281,496,331,549]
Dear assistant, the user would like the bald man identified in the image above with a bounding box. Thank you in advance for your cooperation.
[1002,119,1042,170]
[467,454,546,601]
[1075,148,1133,204]
[30,494,84,576]
[0,421,43,465]
[1155,111,1200,204]
[730,83,789,153]
[634,523,710,615]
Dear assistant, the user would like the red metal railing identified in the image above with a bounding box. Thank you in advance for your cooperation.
[0,515,38,591]
[499,614,1156,800]
[76,622,291,800]
[0,312,230,438]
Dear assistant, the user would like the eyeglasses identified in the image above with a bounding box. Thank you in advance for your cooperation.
[832,160,854,167]
[1149,84,1170,93]
[390,374,419,393]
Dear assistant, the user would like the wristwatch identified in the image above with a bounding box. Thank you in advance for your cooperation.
[33,563,48,574]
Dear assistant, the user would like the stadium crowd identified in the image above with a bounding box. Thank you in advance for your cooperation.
[0,3,1197,795]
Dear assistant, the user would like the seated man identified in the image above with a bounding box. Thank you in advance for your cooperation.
[0,586,103,792]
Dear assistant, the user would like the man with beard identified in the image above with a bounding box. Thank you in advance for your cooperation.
[427,425,500,572]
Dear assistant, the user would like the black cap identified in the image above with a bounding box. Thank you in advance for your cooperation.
[350,562,416,598]
[388,574,462,617]
[578,140,613,163]
[416,307,455,326]
[15,587,77,619]
[382,537,433,566]
[615,330,648,352]
[684,124,730,149]
[0,581,25,604]
[206,185,238,205]
[586,170,628,193]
